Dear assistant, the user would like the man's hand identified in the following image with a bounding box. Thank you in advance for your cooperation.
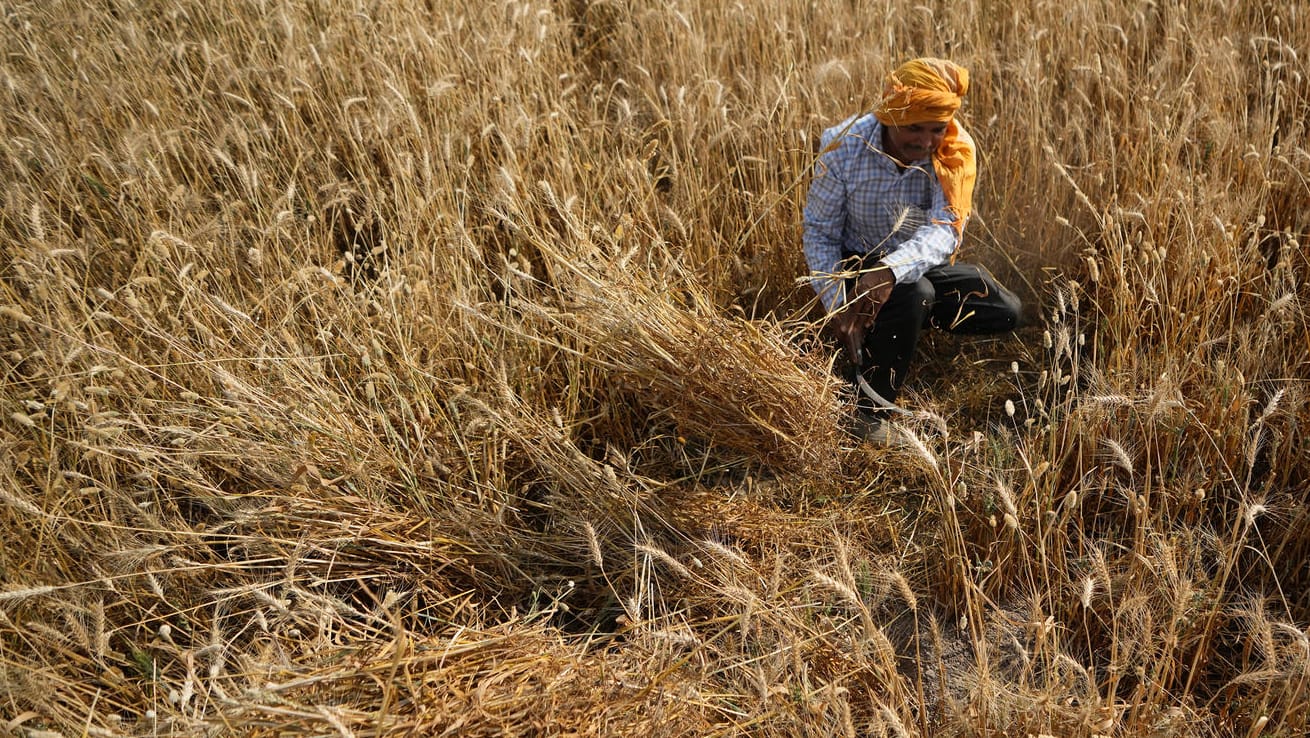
[833,266,895,363]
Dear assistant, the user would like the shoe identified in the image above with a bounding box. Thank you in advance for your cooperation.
[850,411,892,445]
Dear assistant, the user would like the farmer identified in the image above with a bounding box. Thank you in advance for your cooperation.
[803,57,1022,440]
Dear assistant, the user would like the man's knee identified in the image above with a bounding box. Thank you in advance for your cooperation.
[995,288,1023,330]
[881,277,936,326]
[913,276,936,299]
[968,281,1022,333]
[908,276,936,313]
[905,277,938,328]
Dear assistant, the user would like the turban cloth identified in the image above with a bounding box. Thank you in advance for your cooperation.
[874,58,976,235]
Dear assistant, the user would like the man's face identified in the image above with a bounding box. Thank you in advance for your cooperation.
[882,121,949,163]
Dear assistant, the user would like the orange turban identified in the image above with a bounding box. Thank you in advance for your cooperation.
[874,58,976,235]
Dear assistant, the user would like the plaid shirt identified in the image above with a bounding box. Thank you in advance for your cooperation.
[803,113,962,312]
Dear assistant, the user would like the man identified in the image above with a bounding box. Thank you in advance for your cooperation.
[803,58,1022,439]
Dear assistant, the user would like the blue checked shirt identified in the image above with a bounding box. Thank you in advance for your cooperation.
[803,113,962,312]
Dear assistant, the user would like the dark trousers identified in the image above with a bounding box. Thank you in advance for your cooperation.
[846,260,1022,410]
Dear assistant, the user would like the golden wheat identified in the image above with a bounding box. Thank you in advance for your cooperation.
[0,0,1308,736]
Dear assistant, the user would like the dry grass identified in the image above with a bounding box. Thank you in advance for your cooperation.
[1,0,1308,735]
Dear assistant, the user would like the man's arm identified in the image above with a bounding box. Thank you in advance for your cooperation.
[803,142,896,360]
[802,139,851,313]
[882,172,962,284]
[840,266,894,362]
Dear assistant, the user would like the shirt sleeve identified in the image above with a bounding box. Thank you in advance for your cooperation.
[881,169,961,284]
[802,139,850,313]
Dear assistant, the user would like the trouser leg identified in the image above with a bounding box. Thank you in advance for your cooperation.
[855,277,936,409]
[851,262,1022,410]
[923,263,1023,334]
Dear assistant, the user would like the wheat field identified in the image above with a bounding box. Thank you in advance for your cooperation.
[1,0,1307,736]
